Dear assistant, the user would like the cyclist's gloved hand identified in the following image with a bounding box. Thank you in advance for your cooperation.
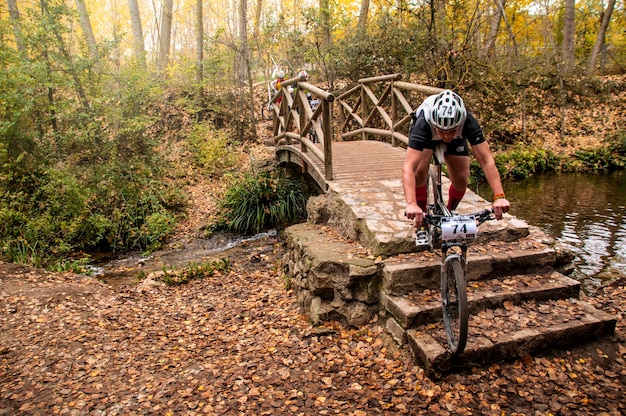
[405,203,424,228]
[492,197,510,220]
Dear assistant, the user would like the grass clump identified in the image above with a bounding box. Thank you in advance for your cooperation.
[212,169,307,235]
[160,259,231,286]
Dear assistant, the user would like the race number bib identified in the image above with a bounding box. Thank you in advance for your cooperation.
[441,216,478,241]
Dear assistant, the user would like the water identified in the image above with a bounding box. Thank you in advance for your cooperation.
[475,171,626,292]
[91,230,278,287]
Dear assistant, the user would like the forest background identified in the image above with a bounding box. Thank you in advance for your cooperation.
[0,0,625,271]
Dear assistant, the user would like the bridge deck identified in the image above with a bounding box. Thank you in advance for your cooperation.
[277,139,528,257]
[324,140,406,182]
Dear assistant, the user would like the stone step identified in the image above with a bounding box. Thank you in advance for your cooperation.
[404,297,617,377]
[382,243,558,296]
[382,271,581,329]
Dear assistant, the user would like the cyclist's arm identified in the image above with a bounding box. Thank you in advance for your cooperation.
[402,148,423,225]
[472,142,510,219]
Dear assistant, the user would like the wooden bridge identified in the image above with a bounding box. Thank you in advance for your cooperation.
[272,74,617,376]
[270,73,442,191]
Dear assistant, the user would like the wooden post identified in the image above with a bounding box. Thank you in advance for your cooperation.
[323,100,333,181]
[391,78,398,147]
[360,84,368,140]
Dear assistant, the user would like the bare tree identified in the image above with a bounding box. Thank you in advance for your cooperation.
[158,0,174,76]
[587,0,616,75]
[196,0,203,83]
[6,0,27,55]
[75,0,98,59]
[128,0,147,69]
[236,0,257,137]
[561,0,575,72]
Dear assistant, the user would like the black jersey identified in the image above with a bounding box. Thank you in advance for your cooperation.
[408,94,486,152]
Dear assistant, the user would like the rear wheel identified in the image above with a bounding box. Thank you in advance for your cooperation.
[441,255,468,355]
[261,101,273,120]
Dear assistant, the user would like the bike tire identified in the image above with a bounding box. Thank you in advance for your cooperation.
[441,255,469,355]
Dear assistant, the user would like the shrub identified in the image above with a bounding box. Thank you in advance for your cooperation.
[471,146,560,181]
[187,123,242,176]
[213,169,306,235]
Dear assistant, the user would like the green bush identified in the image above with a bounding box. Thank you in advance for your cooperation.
[187,123,241,176]
[567,148,624,172]
[472,146,560,181]
[213,169,306,235]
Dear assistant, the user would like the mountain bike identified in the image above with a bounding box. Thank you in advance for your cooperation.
[261,99,274,120]
[307,97,321,143]
[418,157,494,355]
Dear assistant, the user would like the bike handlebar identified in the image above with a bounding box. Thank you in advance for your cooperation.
[424,209,494,228]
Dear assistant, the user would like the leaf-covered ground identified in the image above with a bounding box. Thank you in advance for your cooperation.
[1,84,625,414]
[0,236,624,415]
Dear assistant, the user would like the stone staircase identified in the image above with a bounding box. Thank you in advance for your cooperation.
[283,179,617,377]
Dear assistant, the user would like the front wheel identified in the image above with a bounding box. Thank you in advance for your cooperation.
[441,255,469,355]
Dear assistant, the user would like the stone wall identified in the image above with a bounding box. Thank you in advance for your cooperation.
[282,222,381,327]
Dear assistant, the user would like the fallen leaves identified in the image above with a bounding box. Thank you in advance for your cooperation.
[0,242,625,415]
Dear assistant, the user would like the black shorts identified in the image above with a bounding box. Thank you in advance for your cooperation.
[413,138,469,157]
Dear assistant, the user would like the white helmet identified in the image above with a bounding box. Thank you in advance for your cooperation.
[430,90,467,132]
[298,70,309,80]
[276,70,285,78]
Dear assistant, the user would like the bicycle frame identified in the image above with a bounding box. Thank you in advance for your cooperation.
[420,156,493,355]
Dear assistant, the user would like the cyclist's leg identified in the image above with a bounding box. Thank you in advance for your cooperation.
[414,149,433,211]
[444,141,470,210]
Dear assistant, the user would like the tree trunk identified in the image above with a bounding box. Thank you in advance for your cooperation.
[252,0,263,39]
[483,0,506,59]
[128,0,147,69]
[196,0,204,106]
[6,0,27,55]
[158,0,174,76]
[236,0,248,84]
[357,0,369,28]
[587,0,616,75]
[319,0,331,45]
[75,0,98,59]
[561,0,575,72]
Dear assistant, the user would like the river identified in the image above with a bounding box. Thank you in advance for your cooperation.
[475,171,626,293]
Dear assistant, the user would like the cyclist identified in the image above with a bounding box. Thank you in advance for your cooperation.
[270,70,286,104]
[402,89,510,232]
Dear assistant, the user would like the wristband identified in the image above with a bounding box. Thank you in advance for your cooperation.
[493,193,506,201]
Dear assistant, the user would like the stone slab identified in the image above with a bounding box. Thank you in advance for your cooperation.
[406,299,617,378]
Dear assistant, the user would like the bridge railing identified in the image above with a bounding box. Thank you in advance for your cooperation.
[271,74,444,184]
[335,74,443,147]
[271,75,335,181]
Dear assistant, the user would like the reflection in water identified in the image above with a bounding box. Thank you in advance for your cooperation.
[475,171,626,292]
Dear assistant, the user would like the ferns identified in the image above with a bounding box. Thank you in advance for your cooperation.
[213,169,306,235]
